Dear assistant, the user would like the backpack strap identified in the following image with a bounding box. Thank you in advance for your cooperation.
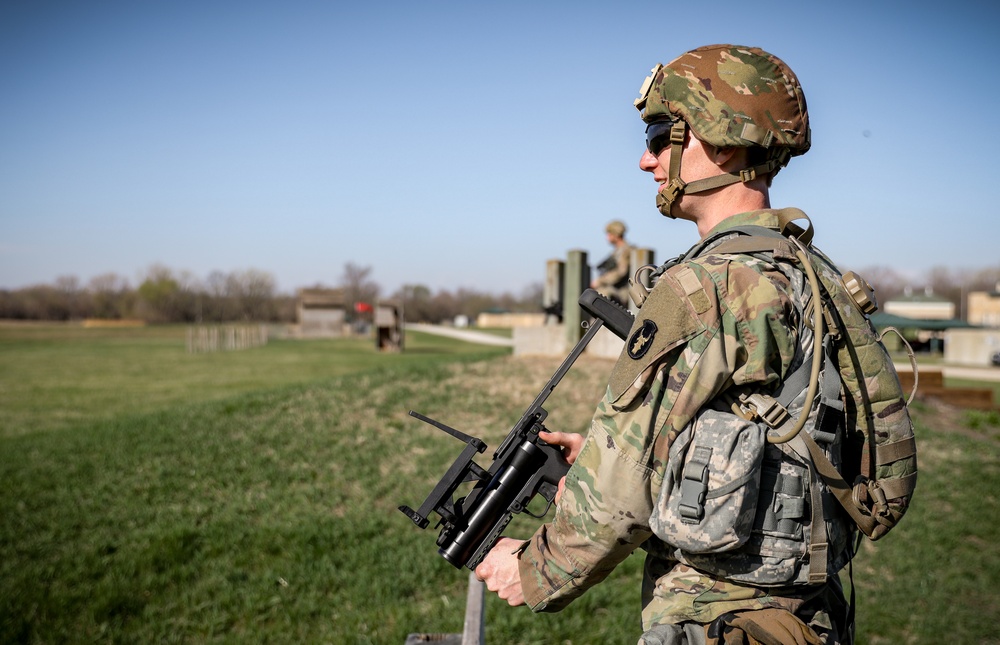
[700,222,908,541]
[787,434,830,585]
[800,433,879,539]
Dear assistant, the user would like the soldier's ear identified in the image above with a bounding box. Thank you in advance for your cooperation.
[712,146,738,167]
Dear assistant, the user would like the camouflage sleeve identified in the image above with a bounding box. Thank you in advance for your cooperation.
[518,252,799,613]
[517,389,660,611]
[518,266,706,611]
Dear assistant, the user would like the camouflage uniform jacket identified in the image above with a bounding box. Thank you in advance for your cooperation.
[518,210,840,630]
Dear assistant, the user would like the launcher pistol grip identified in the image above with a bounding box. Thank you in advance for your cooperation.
[578,288,635,340]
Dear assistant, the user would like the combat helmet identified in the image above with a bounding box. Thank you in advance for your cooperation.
[634,44,810,218]
[605,220,626,237]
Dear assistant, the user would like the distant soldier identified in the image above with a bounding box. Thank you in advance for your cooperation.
[591,219,633,305]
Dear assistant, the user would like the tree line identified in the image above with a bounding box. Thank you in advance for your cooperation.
[854,264,1000,318]
[0,262,546,325]
[0,266,294,323]
[2,262,996,325]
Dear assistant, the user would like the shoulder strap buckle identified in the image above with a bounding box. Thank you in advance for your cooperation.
[738,393,790,429]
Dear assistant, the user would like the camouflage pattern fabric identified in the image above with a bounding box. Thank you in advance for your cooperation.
[594,242,634,304]
[638,562,850,643]
[805,247,917,539]
[517,210,850,637]
[639,44,810,156]
[638,604,834,645]
[708,608,826,645]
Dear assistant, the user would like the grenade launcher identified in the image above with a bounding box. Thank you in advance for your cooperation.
[398,289,635,570]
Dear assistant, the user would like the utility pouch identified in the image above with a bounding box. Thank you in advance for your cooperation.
[651,409,767,554]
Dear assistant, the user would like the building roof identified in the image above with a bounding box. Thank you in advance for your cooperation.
[297,288,345,307]
[886,293,953,304]
[869,312,975,331]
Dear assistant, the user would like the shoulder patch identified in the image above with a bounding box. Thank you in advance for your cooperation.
[627,320,658,359]
[608,269,708,408]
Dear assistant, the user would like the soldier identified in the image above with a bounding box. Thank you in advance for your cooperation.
[475,45,871,644]
[592,219,634,306]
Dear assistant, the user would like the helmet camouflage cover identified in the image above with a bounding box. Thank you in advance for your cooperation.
[636,44,810,157]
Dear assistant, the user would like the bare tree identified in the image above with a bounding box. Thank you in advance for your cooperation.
[88,273,133,319]
[231,269,277,321]
[53,275,87,319]
[969,265,1000,293]
[340,262,380,321]
[204,270,235,321]
[395,284,432,322]
[857,265,908,309]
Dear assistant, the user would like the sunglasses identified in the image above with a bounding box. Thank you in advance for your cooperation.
[645,118,680,156]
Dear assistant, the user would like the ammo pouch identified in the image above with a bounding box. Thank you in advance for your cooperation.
[652,400,854,587]
[651,408,766,554]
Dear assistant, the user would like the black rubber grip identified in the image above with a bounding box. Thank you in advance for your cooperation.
[578,289,635,340]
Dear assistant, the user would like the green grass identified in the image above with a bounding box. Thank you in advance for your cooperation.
[843,398,1000,644]
[0,323,505,438]
[1,324,998,643]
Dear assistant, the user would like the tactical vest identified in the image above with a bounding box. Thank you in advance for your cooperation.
[644,209,918,587]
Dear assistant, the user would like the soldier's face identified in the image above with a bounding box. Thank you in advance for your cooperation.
[639,144,669,185]
[641,135,722,185]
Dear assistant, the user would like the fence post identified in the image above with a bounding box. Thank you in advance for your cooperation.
[186,325,269,353]
[563,249,589,345]
[544,259,565,325]
[403,572,485,644]
[462,571,485,645]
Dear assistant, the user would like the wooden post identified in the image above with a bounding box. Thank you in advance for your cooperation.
[563,249,589,345]
[544,259,565,325]
[403,572,485,644]
[462,572,485,645]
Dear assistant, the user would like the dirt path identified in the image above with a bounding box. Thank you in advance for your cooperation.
[405,323,514,347]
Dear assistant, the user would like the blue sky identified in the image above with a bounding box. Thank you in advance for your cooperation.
[2,1,997,297]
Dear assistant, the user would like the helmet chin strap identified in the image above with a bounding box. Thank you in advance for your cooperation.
[656,120,790,219]
[655,121,688,219]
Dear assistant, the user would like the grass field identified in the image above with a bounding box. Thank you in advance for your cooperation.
[0,322,506,438]
[1,323,998,644]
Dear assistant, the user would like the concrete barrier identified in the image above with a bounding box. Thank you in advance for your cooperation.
[513,324,623,359]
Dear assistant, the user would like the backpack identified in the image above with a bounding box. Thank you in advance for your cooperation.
[644,208,918,586]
